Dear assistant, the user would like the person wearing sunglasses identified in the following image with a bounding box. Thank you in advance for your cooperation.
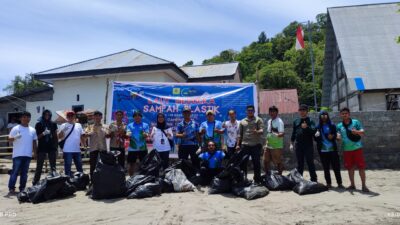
[198,140,225,185]
[236,105,264,184]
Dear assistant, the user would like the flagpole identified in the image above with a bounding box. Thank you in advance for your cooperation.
[307,20,318,111]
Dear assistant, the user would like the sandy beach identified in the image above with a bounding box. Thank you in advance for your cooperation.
[0,170,399,225]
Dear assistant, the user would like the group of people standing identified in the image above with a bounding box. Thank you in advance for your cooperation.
[6,103,369,194]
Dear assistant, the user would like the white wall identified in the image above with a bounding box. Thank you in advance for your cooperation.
[361,92,386,111]
[26,70,183,126]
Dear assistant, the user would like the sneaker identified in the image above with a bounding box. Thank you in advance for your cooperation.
[337,184,345,189]
[326,184,332,189]
[8,189,17,195]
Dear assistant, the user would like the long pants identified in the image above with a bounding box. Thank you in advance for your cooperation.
[33,151,57,185]
[8,156,31,191]
[319,151,342,185]
[295,144,317,182]
[178,145,200,169]
[226,146,236,160]
[89,150,100,181]
[240,144,262,183]
[110,147,126,169]
[158,151,170,171]
[200,167,223,185]
[63,152,83,177]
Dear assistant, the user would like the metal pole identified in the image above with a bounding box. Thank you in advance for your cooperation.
[307,21,318,111]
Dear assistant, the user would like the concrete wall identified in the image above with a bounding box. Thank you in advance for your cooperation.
[260,111,400,169]
[361,92,387,111]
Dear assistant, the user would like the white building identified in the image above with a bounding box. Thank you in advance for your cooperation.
[29,48,241,124]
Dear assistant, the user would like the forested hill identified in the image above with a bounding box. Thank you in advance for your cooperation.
[193,13,327,108]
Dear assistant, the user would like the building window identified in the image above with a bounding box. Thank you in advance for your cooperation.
[72,105,84,113]
[77,94,80,102]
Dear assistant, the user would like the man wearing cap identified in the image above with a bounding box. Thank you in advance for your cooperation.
[290,104,318,182]
[222,109,240,159]
[126,110,149,176]
[199,110,224,152]
[236,105,264,183]
[176,106,201,168]
[58,111,85,177]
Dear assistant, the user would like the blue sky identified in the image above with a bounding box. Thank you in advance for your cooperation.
[0,0,398,96]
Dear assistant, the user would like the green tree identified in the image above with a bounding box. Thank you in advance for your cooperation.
[259,61,302,89]
[202,49,238,65]
[3,73,48,95]
[183,60,194,66]
[258,31,268,43]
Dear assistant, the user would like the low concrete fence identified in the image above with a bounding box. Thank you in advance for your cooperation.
[260,111,400,170]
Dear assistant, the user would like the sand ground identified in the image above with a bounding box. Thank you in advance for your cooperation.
[0,170,399,225]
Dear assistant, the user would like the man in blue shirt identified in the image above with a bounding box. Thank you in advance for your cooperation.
[126,111,149,176]
[176,106,201,168]
[199,140,225,185]
[199,110,224,151]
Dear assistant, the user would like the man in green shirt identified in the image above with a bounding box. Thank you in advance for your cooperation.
[264,106,285,175]
[337,107,369,192]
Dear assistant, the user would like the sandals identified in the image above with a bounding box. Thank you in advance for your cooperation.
[362,186,370,193]
[346,185,356,190]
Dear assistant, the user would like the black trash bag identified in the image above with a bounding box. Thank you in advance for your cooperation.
[138,149,162,177]
[58,182,77,198]
[19,174,74,204]
[262,171,295,191]
[189,174,203,186]
[232,184,269,200]
[17,191,30,203]
[208,177,232,194]
[158,178,174,193]
[164,159,198,179]
[293,181,328,195]
[126,175,156,195]
[99,150,120,165]
[164,169,195,192]
[69,172,90,191]
[91,151,127,199]
[127,182,162,199]
[217,153,248,183]
[286,168,305,184]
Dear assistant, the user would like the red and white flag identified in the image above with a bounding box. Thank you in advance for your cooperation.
[295,25,305,50]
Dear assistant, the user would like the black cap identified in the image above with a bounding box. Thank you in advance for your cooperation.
[299,104,309,111]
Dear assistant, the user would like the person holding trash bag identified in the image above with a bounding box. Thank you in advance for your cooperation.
[290,104,318,182]
[108,110,128,169]
[314,110,343,189]
[198,140,225,185]
[176,106,201,169]
[84,111,108,181]
[58,111,85,177]
[150,113,174,170]
[264,106,285,175]
[126,110,149,176]
[32,109,58,185]
[236,105,264,184]
[8,111,37,194]
[199,110,224,152]
[336,107,369,192]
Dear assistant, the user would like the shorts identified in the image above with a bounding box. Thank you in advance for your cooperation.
[343,149,366,170]
[264,148,283,164]
[127,151,147,163]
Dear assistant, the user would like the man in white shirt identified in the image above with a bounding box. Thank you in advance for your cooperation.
[222,109,240,159]
[8,111,37,194]
[264,106,285,175]
[58,111,84,177]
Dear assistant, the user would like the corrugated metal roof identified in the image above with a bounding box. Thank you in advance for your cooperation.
[36,48,172,75]
[259,89,299,114]
[180,62,239,78]
[328,3,400,91]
